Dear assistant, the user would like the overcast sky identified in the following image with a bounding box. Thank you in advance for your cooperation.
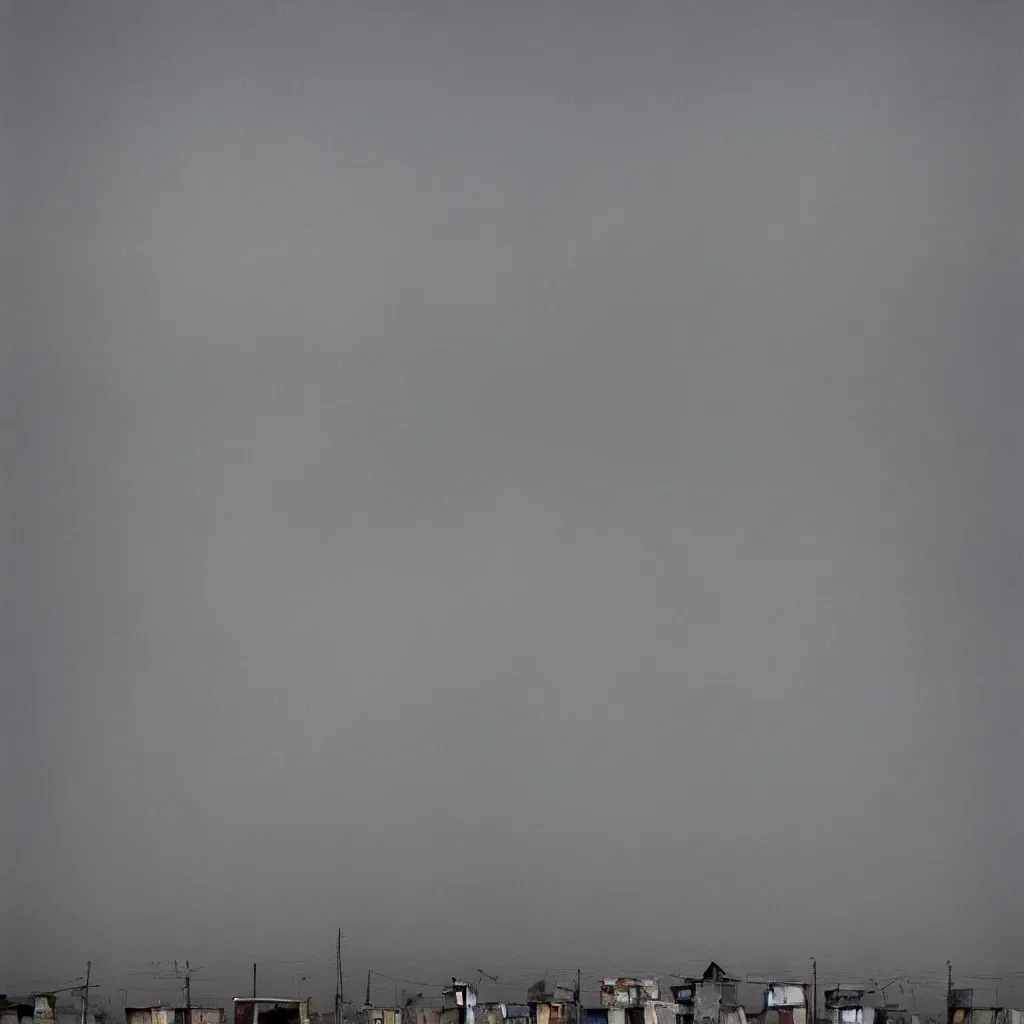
[4,0,1022,1011]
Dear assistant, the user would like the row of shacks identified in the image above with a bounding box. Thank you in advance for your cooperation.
[0,1000,302,1024]
[393,965,1023,1024]
[4,965,1022,1024]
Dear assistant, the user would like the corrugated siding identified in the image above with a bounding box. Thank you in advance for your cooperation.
[971,1012,1002,1024]
[190,1011,225,1024]
[34,1000,57,1024]
[768,992,806,1011]
[694,987,719,1023]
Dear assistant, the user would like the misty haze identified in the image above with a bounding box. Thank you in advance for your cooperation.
[3,2,1022,1024]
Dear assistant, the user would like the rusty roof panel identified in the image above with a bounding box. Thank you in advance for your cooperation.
[599,982,660,1010]
[825,994,865,1010]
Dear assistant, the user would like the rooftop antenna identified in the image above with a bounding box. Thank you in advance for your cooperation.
[871,978,903,1003]
[472,970,499,986]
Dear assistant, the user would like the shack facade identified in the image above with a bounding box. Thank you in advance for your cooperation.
[764,985,810,1024]
[2,995,57,1024]
[0,1001,36,1024]
[825,989,876,1024]
[673,964,745,1024]
[234,999,311,1024]
[440,985,477,1024]
[127,1007,225,1024]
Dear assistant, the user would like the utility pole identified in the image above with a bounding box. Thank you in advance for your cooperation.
[175,959,201,1022]
[575,969,581,1024]
[365,971,372,1009]
[947,963,953,1010]
[81,962,92,1024]
[811,959,817,1024]
[254,965,258,999]
[336,931,343,1024]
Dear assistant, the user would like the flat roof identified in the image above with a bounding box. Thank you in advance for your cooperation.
[126,1008,222,1013]
[232,1001,308,1006]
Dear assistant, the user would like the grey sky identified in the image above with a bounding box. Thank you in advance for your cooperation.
[5,0,1022,1011]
